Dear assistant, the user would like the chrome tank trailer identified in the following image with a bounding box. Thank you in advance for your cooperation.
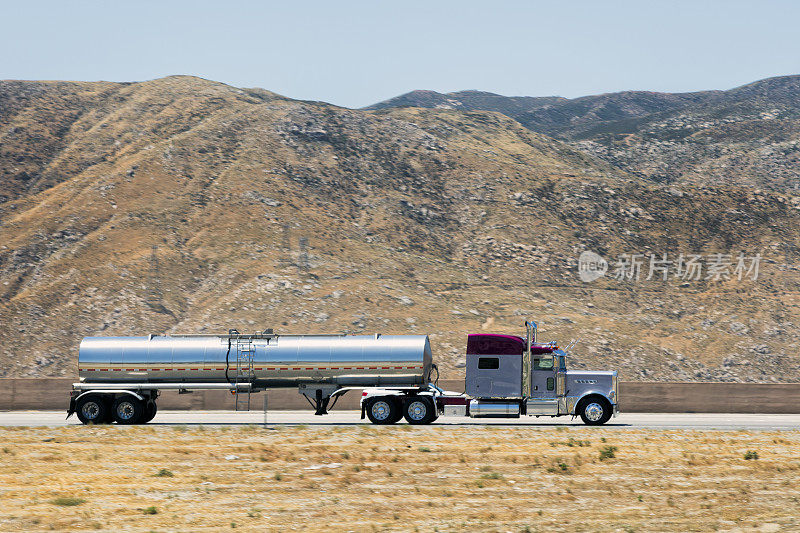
[78,332,433,388]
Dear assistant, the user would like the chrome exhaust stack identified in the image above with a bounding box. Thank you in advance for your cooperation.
[525,320,538,345]
[522,320,538,398]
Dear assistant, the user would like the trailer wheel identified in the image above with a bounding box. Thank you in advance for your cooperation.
[403,396,436,425]
[577,396,612,426]
[112,396,144,425]
[140,401,158,424]
[75,395,108,425]
[365,397,399,425]
[102,398,115,424]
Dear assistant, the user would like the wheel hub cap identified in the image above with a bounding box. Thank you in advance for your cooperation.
[585,402,603,422]
[408,401,426,421]
[81,402,100,420]
[371,401,390,421]
[117,402,135,420]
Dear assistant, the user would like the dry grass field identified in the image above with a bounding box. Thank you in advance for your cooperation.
[1,425,799,532]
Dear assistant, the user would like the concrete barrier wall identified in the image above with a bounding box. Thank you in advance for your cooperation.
[1,378,799,413]
[617,381,800,414]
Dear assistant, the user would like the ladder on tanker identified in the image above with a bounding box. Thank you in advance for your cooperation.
[234,340,255,411]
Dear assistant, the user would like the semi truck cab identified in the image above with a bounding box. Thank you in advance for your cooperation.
[362,321,619,425]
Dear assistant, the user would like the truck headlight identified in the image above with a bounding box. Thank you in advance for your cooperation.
[611,374,618,402]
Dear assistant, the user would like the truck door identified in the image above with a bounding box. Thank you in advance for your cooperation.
[530,356,556,399]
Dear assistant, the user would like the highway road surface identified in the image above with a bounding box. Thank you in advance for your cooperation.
[0,410,798,430]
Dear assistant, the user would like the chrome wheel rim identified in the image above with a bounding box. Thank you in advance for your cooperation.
[81,401,101,420]
[371,400,391,421]
[585,402,603,422]
[116,401,136,421]
[407,400,427,421]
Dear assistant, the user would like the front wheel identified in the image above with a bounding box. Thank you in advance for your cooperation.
[577,397,612,426]
[366,397,400,425]
[403,396,436,425]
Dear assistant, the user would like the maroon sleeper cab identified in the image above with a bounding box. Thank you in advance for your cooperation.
[466,333,556,356]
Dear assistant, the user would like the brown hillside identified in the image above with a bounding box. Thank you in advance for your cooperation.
[370,76,800,190]
[1,76,798,382]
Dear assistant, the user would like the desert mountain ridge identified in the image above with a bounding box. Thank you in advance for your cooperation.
[368,75,800,190]
[1,75,799,382]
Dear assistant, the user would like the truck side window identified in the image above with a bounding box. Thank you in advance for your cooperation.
[534,358,554,370]
[546,377,555,391]
[477,357,499,370]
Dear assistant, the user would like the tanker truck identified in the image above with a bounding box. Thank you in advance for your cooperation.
[67,321,618,426]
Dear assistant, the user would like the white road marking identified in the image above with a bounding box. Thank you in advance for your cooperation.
[0,410,799,429]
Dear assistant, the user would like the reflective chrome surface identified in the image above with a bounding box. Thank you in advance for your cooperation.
[611,372,618,402]
[406,399,428,421]
[115,399,137,421]
[584,402,604,422]
[564,370,617,414]
[526,398,558,415]
[370,399,393,421]
[80,399,102,421]
[79,334,432,387]
[566,396,577,414]
[469,400,520,418]
[443,404,467,417]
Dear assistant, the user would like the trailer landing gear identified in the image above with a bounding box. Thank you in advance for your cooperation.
[299,385,340,416]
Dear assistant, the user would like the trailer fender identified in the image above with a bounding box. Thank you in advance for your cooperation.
[73,390,145,403]
[68,390,146,419]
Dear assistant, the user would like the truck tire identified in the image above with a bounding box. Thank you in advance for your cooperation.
[140,401,158,424]
[76,395,108,425]
[388,404,405,424]
[102,400,115,424]
[112,396,144,425]
[577,396,612,426]
[403,396,436,425]
[366,397,400,425]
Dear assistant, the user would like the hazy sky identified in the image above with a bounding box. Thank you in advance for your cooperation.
[3,1,799,108]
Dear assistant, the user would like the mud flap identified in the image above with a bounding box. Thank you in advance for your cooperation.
[66,396,76,419]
